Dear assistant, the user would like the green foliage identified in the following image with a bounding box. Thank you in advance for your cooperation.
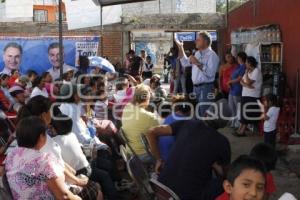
[216,0,248,13]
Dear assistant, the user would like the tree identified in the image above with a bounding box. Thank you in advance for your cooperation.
[216,0,248,13]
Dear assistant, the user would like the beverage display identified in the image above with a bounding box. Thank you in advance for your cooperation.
[230,25,281,44]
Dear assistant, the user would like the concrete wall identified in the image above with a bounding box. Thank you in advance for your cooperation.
[122,0,216,16]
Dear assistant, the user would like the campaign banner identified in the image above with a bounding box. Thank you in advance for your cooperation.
[0,36,100,75]
[176,32,196,42]
[75,41,99,66]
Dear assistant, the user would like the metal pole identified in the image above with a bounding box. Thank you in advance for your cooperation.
[294,70,299,135]
[291,69,300,138]
[226,0,229,27]
[58,0,64,80]
[100,2,103,56]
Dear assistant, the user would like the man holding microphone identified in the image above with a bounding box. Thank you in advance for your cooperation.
[175,32,220,117]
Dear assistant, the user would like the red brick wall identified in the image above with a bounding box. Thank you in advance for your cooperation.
[222,0,300,91]
[101,32,123,65]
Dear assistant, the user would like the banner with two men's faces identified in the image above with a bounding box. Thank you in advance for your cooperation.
[0,36,100,75]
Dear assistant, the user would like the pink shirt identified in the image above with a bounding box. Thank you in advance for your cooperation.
[5,147,65,200]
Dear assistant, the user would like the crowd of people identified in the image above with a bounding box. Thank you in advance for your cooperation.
[0,31,293,200]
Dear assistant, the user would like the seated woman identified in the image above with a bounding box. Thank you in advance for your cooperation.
[58,83,108,150]
[5,116,82,200]
[17,95,102,200]
[121,84,161,164]
[52,114,119,200]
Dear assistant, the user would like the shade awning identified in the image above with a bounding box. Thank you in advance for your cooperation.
[92,0,155,6]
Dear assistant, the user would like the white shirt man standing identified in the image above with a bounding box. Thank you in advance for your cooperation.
[1,42,23,75]
[47,42,76,81]
[175,32,220,117]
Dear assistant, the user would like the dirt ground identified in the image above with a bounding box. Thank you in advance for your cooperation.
[219,127,300,200]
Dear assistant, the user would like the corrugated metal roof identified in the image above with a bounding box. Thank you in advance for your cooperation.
[92,0,155,6]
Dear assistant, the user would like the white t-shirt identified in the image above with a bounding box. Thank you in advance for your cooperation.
[40,134,64,163]
[30,87,49,99]
[242,68,262,98]
[53,132,89,171]
[264,106,280,132]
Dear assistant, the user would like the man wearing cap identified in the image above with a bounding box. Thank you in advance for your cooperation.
[1,42,23,75]
[146,99,231,200]
[9,85,25,112]
[47,42,76,81]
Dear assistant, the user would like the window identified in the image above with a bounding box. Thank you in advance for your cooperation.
[34,9,48,22]
[55,11,66,21]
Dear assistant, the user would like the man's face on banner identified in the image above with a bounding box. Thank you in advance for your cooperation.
[3,47,22,70]
[48,47,62,68]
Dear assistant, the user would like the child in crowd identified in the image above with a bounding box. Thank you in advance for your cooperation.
[142,55,154,79]
[250,143,278,199]
[216,155,267,200]
[94,89,109,120]
[112,77,130,104]
[262,94,280,148]
[7,69,19,87]
[26,70,38,85]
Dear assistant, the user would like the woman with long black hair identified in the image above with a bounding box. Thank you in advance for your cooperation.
[234,56,263,137]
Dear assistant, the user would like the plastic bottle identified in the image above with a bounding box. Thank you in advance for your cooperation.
[276,28,281,42]
[231,32,236,44]
[275,45,281,63]
[270,45,276,62]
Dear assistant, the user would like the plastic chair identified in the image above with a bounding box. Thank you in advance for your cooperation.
[118,128,138,156]
[119,145,130,162]
[149,178,180,200]
[127,155,154,199]
[140,135,155,159]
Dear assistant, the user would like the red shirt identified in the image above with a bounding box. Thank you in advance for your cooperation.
[220,64,237,93]
[266,172,276,194]
[216,192,229,200]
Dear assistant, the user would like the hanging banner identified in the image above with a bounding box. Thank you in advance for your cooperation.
[64,0,101,30]
[0,36,100,75]
[102,5,122,25]
[5,0,33,18]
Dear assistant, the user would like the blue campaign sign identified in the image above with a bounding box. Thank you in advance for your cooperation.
[176,32,196,42]
[0,36,100,75]
[209,31,217,41]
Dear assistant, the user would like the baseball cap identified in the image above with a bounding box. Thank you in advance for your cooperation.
[9,85,25,97]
